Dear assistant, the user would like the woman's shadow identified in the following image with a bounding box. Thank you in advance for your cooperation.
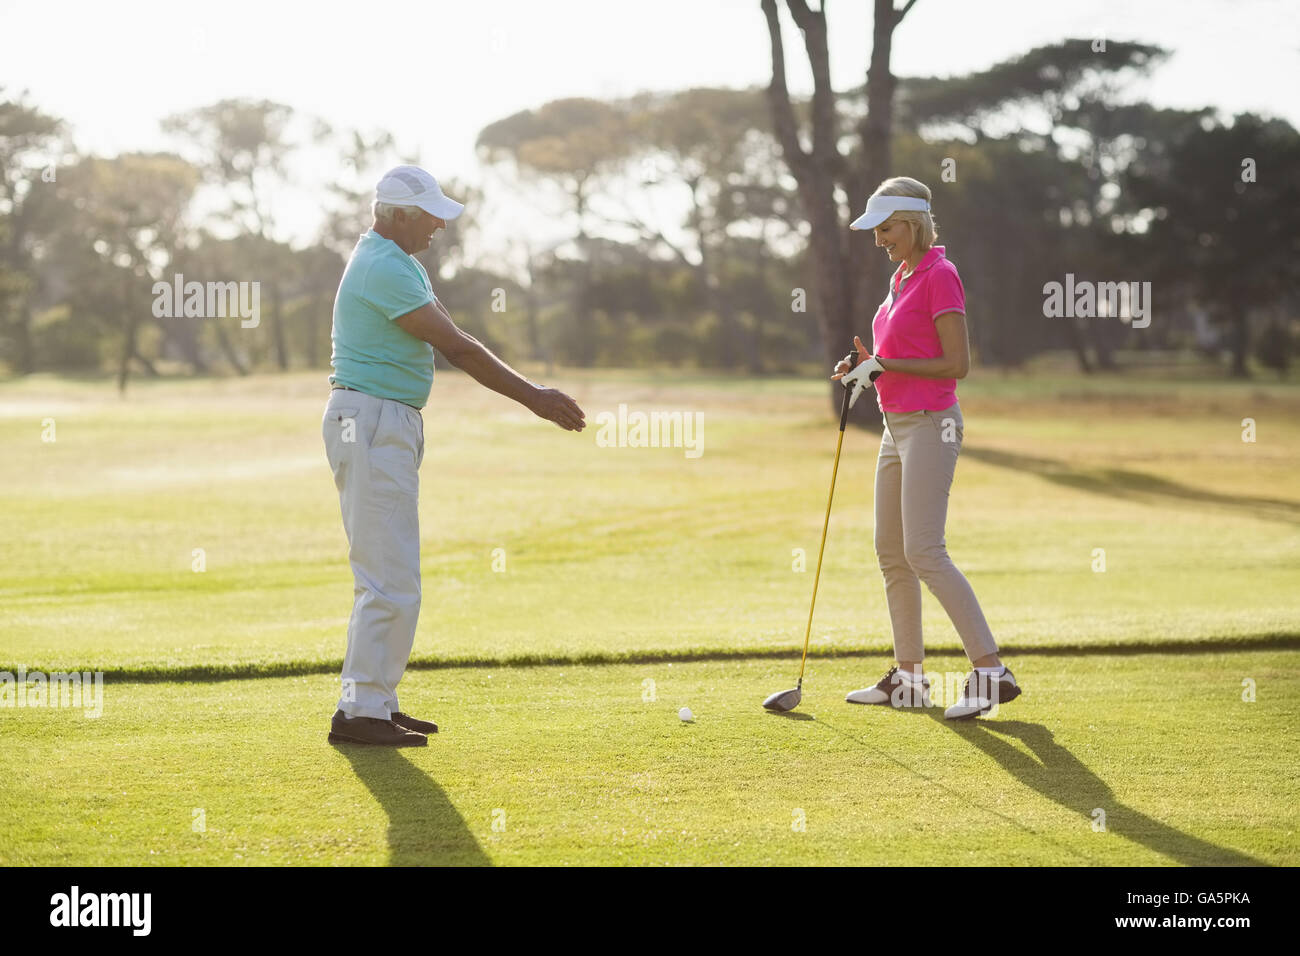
[338,746,492,866]
[940,714,1265,866]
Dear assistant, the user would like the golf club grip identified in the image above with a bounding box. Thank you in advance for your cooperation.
[837,347,859,431]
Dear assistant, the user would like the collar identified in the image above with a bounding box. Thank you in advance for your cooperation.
[893,245,946,293]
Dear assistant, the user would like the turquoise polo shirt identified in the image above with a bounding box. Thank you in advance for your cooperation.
[328,229,437,409]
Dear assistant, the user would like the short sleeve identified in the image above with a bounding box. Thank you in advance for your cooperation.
[928,265,965,320]
[364,258,435,321]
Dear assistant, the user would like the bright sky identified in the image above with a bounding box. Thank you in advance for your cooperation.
[3,0,1297,252]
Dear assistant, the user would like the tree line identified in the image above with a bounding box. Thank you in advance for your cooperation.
[1,20,1296,400]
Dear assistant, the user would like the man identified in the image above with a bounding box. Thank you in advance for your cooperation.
[322,164,586,747]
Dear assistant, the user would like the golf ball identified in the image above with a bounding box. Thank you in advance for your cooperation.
[678,707,694,722]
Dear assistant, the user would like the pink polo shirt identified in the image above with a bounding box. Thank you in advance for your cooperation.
[870,245,965,413]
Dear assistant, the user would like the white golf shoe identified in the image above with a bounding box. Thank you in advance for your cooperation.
[846,666,932,708]
[944,667,1021,719]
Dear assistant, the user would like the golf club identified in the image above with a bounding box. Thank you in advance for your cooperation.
[763,346,881,713]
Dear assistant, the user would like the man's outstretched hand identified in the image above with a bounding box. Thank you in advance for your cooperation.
[392,300,584,430]
[528,386,586,431]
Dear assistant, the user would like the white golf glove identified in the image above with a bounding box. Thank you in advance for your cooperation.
[841,355,885,408]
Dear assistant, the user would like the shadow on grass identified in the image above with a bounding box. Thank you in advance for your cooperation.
[337,746,491,867]
[944,714,1266,866]
[964,446,1300,526]
[765,710,815,721]
[816,709,1266,865]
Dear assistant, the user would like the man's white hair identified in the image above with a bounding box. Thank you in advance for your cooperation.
[373,201,425,223]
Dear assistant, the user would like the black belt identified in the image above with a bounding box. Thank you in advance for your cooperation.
[331,384,421,413]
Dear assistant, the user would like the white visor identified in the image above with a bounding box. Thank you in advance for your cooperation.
[850,195,931,231]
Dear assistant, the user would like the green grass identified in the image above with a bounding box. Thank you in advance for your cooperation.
[1,367,1297,865]
[1,369,1297,674]
[1,652,1294,866]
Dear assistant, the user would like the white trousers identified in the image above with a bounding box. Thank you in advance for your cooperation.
[321,387,424,719]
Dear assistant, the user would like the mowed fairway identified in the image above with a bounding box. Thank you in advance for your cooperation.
[1,366,1298,865]
[1,653,1296,866]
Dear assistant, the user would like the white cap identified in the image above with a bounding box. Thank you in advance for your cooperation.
[375,165,464,221]
[849,195,930,231]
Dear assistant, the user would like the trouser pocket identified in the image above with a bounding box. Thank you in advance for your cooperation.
[367,401,420,518]
[923,404,963,446]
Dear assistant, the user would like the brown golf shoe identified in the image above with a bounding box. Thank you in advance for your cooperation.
[392,711,438,734]
[327,710,427,747]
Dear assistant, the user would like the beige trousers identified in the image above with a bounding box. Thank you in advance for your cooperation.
[874,401,999,663]
[322,387,425,719]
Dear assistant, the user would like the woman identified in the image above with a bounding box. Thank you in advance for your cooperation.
[832,176,1019,720]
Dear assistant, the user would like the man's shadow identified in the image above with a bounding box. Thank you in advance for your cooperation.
[338,746,492,866]
[938,713,1265,866]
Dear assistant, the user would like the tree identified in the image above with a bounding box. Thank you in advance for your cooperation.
[1123,112,1300,377]
[53,153,199,390]
[761,0,919,425]
[852,0,918,356]
[316,124,398,255]
[0,91,67,374]
[289,241,346,369]
[163,99,298,369]
[635,88,784,369]
[898,39,1169,372]
[478,99,636,366]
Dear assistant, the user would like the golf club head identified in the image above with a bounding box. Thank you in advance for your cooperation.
[762,687,802,712]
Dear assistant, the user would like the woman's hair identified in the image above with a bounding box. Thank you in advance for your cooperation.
[872,176,938,250]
